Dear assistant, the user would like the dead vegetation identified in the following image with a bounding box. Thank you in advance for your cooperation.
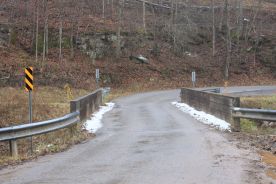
[241,95,276,110]
[0,0,275,90]
[0,86,90,167]
[236,96,276,159]
[240,95,276,133]
[0,86,88,127]
[0,124,92,168]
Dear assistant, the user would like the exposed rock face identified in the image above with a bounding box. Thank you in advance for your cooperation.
[0,23,9,47]
[77,33,124,60]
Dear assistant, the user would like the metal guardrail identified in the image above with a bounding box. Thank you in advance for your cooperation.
[232,107,276,122]
[0,111,80,157]
[182,87,276,131]
[0,111,80,142]
[102,87,111,98]
[200,88,221,93]
[0,88,104,158]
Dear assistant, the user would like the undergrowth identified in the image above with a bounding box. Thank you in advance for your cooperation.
[0,86,90,167]
[240,95,276,134]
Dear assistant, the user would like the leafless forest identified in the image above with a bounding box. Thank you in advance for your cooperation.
[0,0,276,88]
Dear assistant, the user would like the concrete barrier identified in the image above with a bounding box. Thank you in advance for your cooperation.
[181,88,241,131]
[70,89,103,121]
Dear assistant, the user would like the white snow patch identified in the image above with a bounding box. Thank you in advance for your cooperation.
[184,51,192,56]
[85,103,115,133]
[137,55,148,62]
[172,102,231,131]
[47,144,54,148]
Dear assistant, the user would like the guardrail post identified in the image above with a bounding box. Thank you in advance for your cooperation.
[9,140,18,158]
[231,98,241,132]
[99,89,103,106]
[231,117,241,132]
[70,101,80,135]
[86,103,90,119]
[70,100,80,113]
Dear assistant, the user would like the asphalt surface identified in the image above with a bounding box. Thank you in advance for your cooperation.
[0,90,271,184]
[197,86,276,97]
[222,86,276,96]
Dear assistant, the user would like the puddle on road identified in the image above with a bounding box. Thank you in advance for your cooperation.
[259,151,276,180]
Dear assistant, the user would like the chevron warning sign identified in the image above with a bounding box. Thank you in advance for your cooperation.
[25,67,34,92]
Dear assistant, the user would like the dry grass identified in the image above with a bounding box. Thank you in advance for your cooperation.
[241,95,276,110]
[240,95,276,134]
[103,83,147,102]
[0,125,92,168]
[0,86,88,127]
[0,86,92,167]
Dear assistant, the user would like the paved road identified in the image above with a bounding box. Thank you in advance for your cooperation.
[198,86,276,97]
[222,86,276,96]
[0,90,270,184]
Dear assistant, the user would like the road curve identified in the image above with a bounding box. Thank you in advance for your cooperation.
[197,86,276,97]
[0,90,270,184]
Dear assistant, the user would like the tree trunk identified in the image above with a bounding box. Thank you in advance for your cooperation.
[35,0,39,63]
[59,1,63,62]
[111,0,114,18]
[212,0,216,57]
[116,0,124,59]
[236,0,243,62]
[219,0,228,32]
[31,7,36,53]
[59,20,63,62]
[224,0,231,80]
[143,1,146,33]
[171,0,174,31]
[173,0,177,52]
[102,0,105,19]
[42,0,47,64]
[70,25,74,60]
[45,0,49,56]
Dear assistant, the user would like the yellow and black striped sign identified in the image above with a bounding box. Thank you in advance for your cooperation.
[25,67,34,92]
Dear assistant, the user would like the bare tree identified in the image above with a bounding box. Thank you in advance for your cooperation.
[35,0,39,63]
[249,0,262,67]
[70,4,79,60]
[143,0,146,32]
[116,0,124,58]
[112,0,115,17]
[236,0,243,62]
[58,1,63,62]
[109,0,114,18]
[224,0,231,80]
[212,0,216,57]
[7,0,15,46]
[42,0,48,65]
[102,0,105,19]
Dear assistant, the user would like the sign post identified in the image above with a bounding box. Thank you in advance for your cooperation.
[25,67,33,154]
[192,71,196,88]
[96,69,100,88]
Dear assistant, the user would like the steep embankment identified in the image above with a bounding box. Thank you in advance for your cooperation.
[0,0,276,90]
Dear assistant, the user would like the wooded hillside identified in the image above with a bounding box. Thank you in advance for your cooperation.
[0,0,275,89]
